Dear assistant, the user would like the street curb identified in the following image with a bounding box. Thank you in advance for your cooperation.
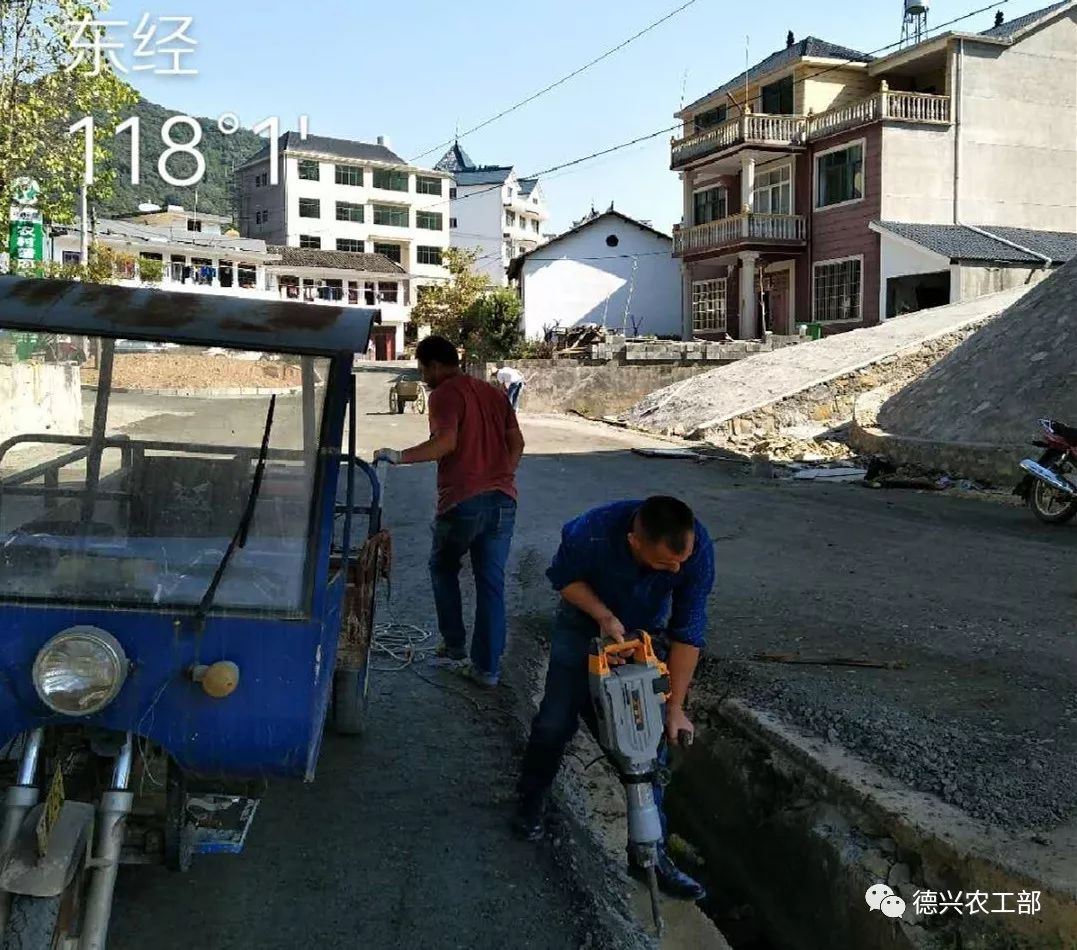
[82,384,301,398]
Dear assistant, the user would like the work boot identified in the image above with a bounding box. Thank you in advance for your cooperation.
[429,641,467,667]
[459,664,499,688]
[628,846,707,902]
[512,791,546,842]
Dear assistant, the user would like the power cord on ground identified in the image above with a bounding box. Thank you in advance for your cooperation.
[370,614,494,714]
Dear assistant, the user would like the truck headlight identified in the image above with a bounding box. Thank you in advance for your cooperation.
[33,627,129,716]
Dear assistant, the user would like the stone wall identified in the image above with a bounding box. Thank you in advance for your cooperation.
[470,358,713,417]
[851,383,1025,486]
[0,362,82,447]
[693,321,989,445]
[471,335,803,418]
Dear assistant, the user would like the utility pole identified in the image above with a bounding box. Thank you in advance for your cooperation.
[79,184,89,265]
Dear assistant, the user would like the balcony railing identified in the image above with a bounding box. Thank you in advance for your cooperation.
[672,113,807,166]
[673,213,806,255]
[672,90,951,168]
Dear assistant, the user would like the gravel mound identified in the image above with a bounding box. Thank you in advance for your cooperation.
[878,259,1077,444]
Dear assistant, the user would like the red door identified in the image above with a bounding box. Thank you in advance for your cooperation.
[372,326,396,361]
[766,270,791,335]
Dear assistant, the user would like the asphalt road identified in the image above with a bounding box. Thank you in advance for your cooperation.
[11,365,1074,946]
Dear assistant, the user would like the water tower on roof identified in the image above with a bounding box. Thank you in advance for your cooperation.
[901,0,929,47]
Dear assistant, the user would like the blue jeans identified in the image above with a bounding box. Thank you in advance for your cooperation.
[507,382,523,410]
[429,491,517,676]
[518,606,670,836]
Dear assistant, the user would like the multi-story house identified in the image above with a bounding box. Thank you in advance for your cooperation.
[236,132,452,350]
[48,218,413,359]
[672,2,1077,341]
[435,142,549,284]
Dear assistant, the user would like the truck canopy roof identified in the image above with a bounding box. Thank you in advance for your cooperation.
[0,277,379,356]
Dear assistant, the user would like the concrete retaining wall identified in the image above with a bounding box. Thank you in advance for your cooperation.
[0,362,82,446]
[470,358,713,417]
[850,383,1025,486]
[471,336,802,417]
[696,322,988,445]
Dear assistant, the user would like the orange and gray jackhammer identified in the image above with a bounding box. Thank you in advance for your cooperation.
[588,632,684,938]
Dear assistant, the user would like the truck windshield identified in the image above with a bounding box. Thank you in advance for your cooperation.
[0,331,330,614]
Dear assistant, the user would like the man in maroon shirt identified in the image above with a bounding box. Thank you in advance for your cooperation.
[374,335,525,686]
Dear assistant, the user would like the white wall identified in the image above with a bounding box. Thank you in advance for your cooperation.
[519,218,680,339]
[449,171,550,286]
[957,12,1077,230]
[878,232,952,317]
[0,363,82,446]
[451,184,506,284]
[880,125,956,224]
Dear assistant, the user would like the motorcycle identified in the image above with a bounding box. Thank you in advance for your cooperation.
[1015,419,1077,525]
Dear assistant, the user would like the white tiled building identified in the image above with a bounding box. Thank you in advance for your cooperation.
[435,143,549,285]
[236,132,452,295]
[47,215,413,358]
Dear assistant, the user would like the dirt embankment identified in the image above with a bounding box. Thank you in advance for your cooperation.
[83,354,301,390]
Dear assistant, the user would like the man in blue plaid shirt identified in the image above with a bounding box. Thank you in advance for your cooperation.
[514,496,715,902]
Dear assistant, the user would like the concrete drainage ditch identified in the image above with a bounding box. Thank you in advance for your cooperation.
[666,700,1077,950]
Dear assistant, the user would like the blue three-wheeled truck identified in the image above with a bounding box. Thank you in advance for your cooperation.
[0,276,387,949]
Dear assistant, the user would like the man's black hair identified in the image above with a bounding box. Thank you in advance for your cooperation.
[634,496,695,554]
[415,335,460,368]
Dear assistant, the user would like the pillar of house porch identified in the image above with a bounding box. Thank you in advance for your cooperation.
[681,265,693,340]
[740,153,756,213]
[739,251,760,339]
[681,170,695,229]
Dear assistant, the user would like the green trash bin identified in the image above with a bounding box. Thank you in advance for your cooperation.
[14,333,39,360]
[807,322,824,341]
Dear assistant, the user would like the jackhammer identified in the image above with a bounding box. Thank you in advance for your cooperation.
[588,632,686,937]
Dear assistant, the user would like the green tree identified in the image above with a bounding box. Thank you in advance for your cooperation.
[410,247,490,349]
[0,1,137,223]
[465,287,523,361]
[138,256,163,284]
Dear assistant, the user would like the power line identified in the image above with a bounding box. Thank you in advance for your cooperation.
[409,0,703,162]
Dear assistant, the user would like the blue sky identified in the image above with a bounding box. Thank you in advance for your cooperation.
[100,0,1051,233]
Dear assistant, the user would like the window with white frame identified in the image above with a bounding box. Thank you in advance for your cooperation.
[298,160,320,181]
[336,238,364,253]
[816,142,864,208]
[813,258,862,322]
[692,279,727,332]
[299,235,321,249]
[299,198,320,218]
[335,164,363,187]
[753,164,792,215]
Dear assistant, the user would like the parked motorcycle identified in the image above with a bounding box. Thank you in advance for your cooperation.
[1015,420,1077,524]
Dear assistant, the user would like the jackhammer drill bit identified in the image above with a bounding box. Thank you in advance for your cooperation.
[647,865,664,937]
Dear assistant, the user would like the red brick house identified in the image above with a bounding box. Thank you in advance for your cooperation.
[672,3,1077,341]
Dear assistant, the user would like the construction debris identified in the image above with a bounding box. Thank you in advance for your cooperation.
[724,433,854,464]
[793,467,869,482]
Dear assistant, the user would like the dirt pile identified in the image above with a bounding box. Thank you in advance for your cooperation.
[878,259,1077,444]
[83,354,300,391]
